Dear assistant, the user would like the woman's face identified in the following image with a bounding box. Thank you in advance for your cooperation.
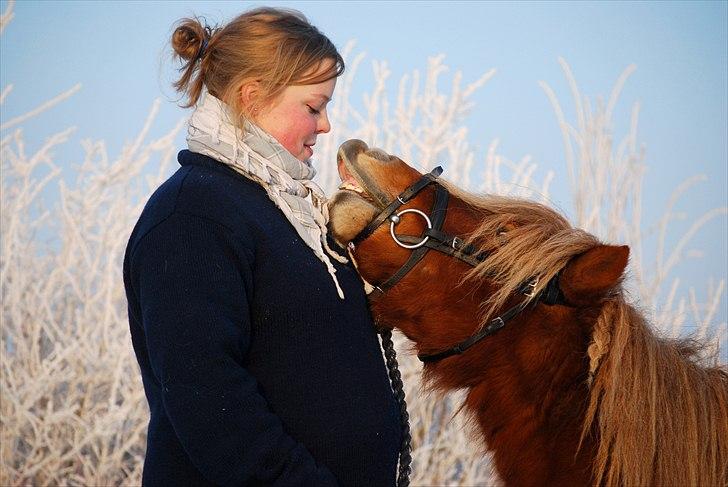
[254,63,337,162]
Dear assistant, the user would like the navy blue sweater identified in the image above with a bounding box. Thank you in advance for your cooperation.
[123,150,401,486]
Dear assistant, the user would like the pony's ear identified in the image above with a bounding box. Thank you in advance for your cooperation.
[560,245,629,307]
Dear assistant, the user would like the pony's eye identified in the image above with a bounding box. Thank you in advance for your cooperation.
[497,223,516,236]
[496,223,516,244]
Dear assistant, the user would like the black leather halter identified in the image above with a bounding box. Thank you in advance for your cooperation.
[350,167,565,364]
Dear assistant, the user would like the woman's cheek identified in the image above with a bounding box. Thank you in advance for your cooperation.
[269,108,318,158]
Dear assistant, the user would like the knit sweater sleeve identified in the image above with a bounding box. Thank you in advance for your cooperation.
[128,211,338,486]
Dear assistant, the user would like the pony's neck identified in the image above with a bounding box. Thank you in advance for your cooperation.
[433,306,597,486]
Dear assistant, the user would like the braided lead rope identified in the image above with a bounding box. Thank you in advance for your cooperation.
[379,328,412,486]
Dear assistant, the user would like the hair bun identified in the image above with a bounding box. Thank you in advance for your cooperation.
[172,19,207,62]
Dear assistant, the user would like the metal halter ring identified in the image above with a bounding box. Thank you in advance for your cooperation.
[389,209,432,249]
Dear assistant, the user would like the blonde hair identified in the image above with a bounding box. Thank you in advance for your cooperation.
[170,7,344,118]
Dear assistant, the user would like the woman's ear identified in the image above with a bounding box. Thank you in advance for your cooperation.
[560,245,629,307]
[239,80,261,114]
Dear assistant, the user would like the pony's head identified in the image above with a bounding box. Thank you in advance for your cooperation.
[329,139,628,371]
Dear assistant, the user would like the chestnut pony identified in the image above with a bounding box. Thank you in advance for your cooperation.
[328,139,728,487]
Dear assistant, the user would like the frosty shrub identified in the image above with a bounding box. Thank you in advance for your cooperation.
[1,91,184,483]
[1,93,184,484]
[1,4,725,485]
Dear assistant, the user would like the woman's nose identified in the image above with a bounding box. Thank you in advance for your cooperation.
[317,109,331,134]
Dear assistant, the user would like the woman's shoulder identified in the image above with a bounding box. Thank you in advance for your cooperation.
[159,150,282,230]
[127,151,271,256]
[175,150,268,210]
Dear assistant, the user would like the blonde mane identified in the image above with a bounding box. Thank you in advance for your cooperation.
[446,183,728,485]
[585,299,728,486]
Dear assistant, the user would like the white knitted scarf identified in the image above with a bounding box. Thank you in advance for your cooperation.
[187,90,347,298]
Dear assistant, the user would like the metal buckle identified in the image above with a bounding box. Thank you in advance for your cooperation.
[451,236,460,249]
[523,277,539,298]
[490,316,505,330]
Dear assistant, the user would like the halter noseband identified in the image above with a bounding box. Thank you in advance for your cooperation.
[350,166,566,364]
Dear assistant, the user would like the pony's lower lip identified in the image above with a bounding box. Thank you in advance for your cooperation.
[337,154,354,181]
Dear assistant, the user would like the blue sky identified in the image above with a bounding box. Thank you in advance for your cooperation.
[1,0,726,324]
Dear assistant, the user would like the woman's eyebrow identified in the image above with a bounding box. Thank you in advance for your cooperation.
[311,93,331,102]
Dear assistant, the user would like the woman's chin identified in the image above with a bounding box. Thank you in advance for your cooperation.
[303,145,314,159]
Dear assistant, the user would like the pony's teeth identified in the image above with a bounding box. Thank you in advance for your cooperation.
[338,182,364,194]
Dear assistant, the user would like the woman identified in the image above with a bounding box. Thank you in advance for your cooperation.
[123,8,402,486]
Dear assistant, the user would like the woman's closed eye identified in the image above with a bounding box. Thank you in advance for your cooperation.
[307,104,321,115]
